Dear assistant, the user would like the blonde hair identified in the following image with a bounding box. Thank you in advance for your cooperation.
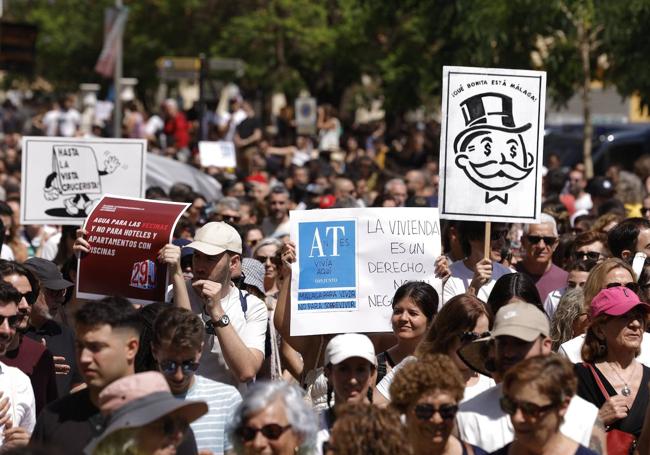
[93,428,142,455]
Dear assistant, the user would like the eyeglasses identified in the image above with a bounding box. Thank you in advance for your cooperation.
[0,314,20,328]
[606,282,640,294]
[237,424,292,442]
[413,403,459,421]
[254,255,276,264]
[460,331,491,344]
[526,235,557,246]
[159,360,200,376]
[20,291,37,305]
[500,396,557,419]
[574,251,603,262]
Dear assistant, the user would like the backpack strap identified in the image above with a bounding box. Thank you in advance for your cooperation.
[238,288,248,317]
[375,351,388,385]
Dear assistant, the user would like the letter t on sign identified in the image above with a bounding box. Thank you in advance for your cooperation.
[326,226,345,257]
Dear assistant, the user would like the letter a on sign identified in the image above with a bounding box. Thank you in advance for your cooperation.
[309,228,325,258]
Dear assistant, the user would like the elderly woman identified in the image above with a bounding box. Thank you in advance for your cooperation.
[493,354,597,454]
[558,258,648,362]
[574,286,650,449]
[252,237,284,298]
[389,353,487,455]
[229,381,318,455]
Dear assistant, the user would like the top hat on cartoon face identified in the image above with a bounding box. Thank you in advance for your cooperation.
[453,92,531,152]
[451,92,535,203]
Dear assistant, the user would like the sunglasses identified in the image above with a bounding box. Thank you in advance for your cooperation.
[606,282,640,294]
[159,360,200,376]
[237,424,292,442]
[0,314,20,328]
[574,251,603,262]
[499,396,557,419]
[254,255,277,264]
[460,331,491,344]
[413,403,458,421]
[216,214,241,223]
[641,207,650,216]
[20,291,37,305]
[526,235,557,246]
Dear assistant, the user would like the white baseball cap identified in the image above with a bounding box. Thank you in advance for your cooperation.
[324,333,377,367]
[185,222,242,256]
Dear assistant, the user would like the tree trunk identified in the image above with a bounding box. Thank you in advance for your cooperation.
[580,20,594,178]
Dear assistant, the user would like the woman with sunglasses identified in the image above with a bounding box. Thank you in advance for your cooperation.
[573,286,650,447]
[376,294,493,403]
[390,353,488,455]
[493,354,597,455]
[252,238,284,299]
[229,381,318,455]
[558,258,650,365]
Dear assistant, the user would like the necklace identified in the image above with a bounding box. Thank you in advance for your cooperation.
[607,362,635,397]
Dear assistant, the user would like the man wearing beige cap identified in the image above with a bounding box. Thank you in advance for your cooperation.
[159,221,267,386]
[456,302,604,453]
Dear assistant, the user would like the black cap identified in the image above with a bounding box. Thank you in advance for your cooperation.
[24,257,73,290]
[587,176,615,198]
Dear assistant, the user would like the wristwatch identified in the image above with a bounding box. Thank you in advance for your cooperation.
[205,314,230,335]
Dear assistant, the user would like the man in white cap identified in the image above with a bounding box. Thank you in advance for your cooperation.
[456,302,605,453]
[159,222,267,386]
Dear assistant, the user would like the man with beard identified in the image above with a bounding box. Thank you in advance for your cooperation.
[456,302,605,453]
[23,257,81,396]
[261,185,291,238]
[514,213,568,302]
[0,282,35,451]
[0,261,57,414]
[158,222,267,386]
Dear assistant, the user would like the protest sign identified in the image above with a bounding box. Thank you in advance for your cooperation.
[438,66,546,223]
[290,207,442,336]
[295,96,317,135]
[198,141,237,168]
[21,136,146,225]
[77,195,189,304]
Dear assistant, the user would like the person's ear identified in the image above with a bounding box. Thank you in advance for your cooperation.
[558,396,571,418]
[541,336,553,355]
[126,337,139,361]
[621,250,633,262]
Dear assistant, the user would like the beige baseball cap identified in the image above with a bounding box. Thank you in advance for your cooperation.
[185,222,242,256]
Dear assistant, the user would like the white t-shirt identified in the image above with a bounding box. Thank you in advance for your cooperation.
[0,361,35,444]
[0,244,14,261]
[543,286,565,319]
[185,282,267,386]
[376,356,495,403]
[42,108,81,137]
[40,232,62,261]
[219,109,247,142]
[457,384,598,452]
[559,333,650,367]
[443,260,512,304]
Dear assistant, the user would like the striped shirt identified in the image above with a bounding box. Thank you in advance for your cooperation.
[178,374,242,454]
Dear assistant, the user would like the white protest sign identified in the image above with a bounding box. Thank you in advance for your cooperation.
[21,136,146,225]
[290,207,442,336]
[198,141,237,168]
[438,66,546,223]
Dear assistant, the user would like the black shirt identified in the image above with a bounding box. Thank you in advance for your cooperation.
[26,320,82,396]
[31,387,199,455]
[575,362,650,436]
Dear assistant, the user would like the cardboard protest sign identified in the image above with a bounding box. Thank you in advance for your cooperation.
[290,207,442,336]
[77,195,189,304]
[198,141,237,168]
[21,136,147,225]
[438,66,546,223]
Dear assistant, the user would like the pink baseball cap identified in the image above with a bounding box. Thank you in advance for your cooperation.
[590,286,650,318]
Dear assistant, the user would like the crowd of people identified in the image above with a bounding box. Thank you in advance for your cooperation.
[0,91,650,454]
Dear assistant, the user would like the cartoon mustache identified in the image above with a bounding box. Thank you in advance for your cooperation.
[470,159,533,181]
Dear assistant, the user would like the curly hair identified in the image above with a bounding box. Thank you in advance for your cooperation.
[389,353,465,413]
[328,403,412,455]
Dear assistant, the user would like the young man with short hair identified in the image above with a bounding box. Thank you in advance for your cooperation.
[152,306,241,455]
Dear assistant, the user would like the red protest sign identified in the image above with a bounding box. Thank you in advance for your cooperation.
[77,195,189,304]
